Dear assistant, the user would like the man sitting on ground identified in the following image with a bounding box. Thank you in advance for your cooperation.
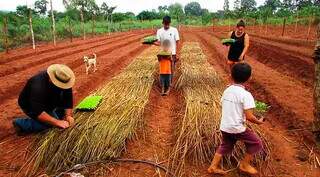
[13,64,76,134]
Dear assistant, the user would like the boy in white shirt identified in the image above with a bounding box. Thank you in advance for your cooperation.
[155,16,180,73]
[208,63,264,175]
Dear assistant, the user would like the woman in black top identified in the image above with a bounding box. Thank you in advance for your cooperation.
[227,20,250,69]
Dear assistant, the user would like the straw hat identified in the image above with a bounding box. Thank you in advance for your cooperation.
[47,64,75,89]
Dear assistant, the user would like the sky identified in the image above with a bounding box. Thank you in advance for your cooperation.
[0,0,265,14]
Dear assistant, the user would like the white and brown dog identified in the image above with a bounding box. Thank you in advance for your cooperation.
[83,53,97,74]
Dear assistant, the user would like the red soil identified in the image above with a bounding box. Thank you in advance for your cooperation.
[1,26,320,177]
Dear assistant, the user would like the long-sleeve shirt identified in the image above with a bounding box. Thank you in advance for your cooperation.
[18,71,73,119]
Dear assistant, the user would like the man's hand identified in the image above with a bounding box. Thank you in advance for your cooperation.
[153,41,160,46]
[65,116,75,126]
[55,120,70,129]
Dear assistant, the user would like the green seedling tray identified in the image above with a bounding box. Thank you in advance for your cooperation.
[142,35,157,44]
[76,96,103,111]
[222,38,236,45]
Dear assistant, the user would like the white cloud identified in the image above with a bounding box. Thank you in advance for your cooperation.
[0,0,265,14]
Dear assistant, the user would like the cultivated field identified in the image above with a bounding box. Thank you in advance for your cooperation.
[0,26,319,177]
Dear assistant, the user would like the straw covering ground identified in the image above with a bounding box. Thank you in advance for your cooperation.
[169,42,272,177]
[22,46,159,176]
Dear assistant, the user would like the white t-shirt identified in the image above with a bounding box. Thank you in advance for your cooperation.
[220,85,256,134]
[156,27,180,55]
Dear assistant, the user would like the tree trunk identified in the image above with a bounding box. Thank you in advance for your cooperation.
[80,9,85,40]
[313,23,320,145]
[3,16,9,53]
[50,0,56,46]
[29,9,35,50]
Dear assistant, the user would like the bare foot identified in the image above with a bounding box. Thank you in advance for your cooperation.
[207,166,227,175]
[239,163,258,175]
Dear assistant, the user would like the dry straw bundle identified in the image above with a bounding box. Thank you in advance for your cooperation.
[169,42,271,177]
[22,47,159,176]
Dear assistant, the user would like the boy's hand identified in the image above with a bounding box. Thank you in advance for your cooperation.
[257,117,265,125]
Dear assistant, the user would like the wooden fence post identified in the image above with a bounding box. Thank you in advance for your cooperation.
[295,16,299,33]
[265,17,268,34]
[307,16,313,41]
[91,15,95,37]
[50,0,56,46]
[3,16,9,53]
[29,9,35,50]
[68,17,73,42]
[212,18,214,32]
[282,18,286,36]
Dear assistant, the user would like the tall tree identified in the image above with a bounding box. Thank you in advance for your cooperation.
[241,0,257,11]
[158,5,168,12]
[184,2,202,16]
[264,0,281,12]
[234,0,241,11]
[100,2,116,22]
[168,3,184,22]
[34,0,48,15]
[224,0,230,11]
[63,0,96,40]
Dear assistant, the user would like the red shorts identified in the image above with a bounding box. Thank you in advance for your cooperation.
[217,129,263,155]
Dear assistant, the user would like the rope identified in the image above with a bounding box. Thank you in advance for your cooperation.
[55,158,175,177]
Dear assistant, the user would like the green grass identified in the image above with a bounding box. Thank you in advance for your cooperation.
[76,95,103,111]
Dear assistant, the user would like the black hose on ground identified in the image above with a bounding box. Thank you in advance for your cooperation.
[55,158,175,177]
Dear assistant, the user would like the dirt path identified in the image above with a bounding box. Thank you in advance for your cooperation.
[182,29,319,177]
[102,86,181,177]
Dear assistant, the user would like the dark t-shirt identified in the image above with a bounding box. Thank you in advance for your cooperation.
[228,31,246,62]
[18,71,73,119]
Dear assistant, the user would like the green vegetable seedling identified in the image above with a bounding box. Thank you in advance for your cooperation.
[255,101,270,121]
[222,38,236,46]
[142,35,157,44]
[76,96,103,111]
